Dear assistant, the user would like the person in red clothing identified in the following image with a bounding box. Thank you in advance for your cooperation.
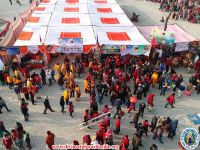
[96,130,104,145]
[68,101,74,118]
[83,109,91,129]
[142,120,149,136]
[121,135,129,149]
[21,85,30,100]
[83,135,91,145]
[165,93,175,108]
[2,133,13,150]
[128,95,137,113]
[114,116,121,134]
[29,89,36,105]
[147,93,154,110]
[32,84,40,99]
[45,131,55,150]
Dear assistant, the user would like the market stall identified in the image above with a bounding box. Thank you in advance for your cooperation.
[137,24,199,67]
[90,14,134,26]
[26,14,51,26]
[56,0,87,4]
[14,25,47,46]
[53,4,89,13]
[95,26,151,55]
[88,4,124,14]
[40,0,58,5]
[33,5,55,14]
[48,13,92,26]
[44,26,96,53]
[87,0,117,4]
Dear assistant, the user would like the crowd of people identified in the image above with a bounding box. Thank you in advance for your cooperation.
[0,53,200,149]
[147,0,200,24]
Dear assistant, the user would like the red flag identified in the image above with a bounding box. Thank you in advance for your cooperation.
[151,38,156,48]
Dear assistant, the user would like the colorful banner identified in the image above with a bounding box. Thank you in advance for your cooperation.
[101,45,151,55]
[121,45,151,56]
[175,42,189,52]
[58,38,83,54]
[28,46,39,54]
[5,47,20,55]
[150,28,175,45]
[101,45,121,54]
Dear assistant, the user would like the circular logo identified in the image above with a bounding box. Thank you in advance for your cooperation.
[180,128,199,150]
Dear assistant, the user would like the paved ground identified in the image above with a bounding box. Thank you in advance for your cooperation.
[0,54,200,150]
[0,0,32,22]
[0,0,200,149]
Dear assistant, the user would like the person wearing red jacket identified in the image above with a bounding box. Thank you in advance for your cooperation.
[68,101,74,118]
[147,93,154,109]
[165,93,175,108]
[83,109,90,129]
[45,131,55,150]
[2,133,13,150]
[83,135,91,145]
[21,85,30,100]
[114,117,121,134]
[121,135,129,149]
[142,120,149,136]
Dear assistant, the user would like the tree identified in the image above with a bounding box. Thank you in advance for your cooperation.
[164,0,175,31]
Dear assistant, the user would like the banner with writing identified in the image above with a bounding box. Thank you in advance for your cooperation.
[58,38,83,54]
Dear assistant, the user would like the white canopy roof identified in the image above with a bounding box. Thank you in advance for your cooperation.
[14,26,47,46]
[40,0,58,5]
[49,13,91,26]
[57,0,87,4]
[45,26,96,45]
[33,5,55,14]
[87,0,117,4]
[53,4,88,13]
[88,4,124,14]
[26,14,51,26]
[95,26,150,45]
[90,14,134,27]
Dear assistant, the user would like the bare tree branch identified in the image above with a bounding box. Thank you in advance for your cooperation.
[164,0,175,31]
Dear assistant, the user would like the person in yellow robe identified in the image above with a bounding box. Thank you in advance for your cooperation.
[63,89,69,105]
[69,71,74,81]
[54,63,60,75]
[14,69,19,79]
[7,75,13,89]
[84,79,89,93]
[70,63,75,73]
[151,72,158,87]
[74,85,81,101]
[15,78,22,85]
[64,72,70,88]
[61,63,67,76]
[27,79,32,88]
